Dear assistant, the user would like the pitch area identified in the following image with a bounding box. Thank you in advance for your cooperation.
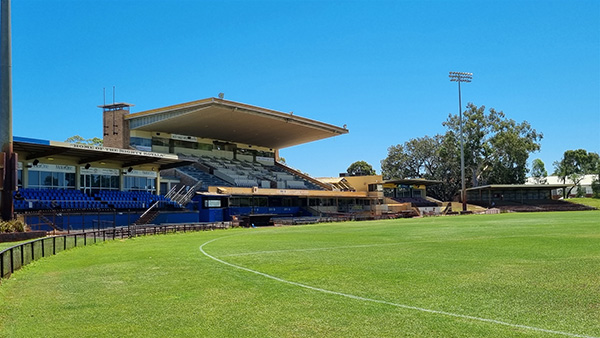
[1,211,598,337]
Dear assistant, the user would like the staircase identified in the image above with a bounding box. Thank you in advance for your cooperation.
[166,181,203,207]
[38,211,62,231]
[133,205,161,226]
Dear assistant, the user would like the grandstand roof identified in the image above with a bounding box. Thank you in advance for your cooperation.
[384,178,442,186]
[126,98,349,149]
[13,137,192,169]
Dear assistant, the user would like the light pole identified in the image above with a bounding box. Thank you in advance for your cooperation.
[0,0,16,221]
[449,71,472,213]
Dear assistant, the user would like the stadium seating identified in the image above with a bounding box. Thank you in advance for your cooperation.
[13,188,180,212]
[14,188,107,211]
[176,154,325,191]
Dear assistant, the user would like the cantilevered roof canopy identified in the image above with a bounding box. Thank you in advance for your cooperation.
[13,137,192,170]
[384,178,442,186]
[126,98,349,149]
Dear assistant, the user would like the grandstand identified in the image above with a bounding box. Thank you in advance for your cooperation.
[7,97,394,229]
[465,185,596,212]
[7,97,596,230]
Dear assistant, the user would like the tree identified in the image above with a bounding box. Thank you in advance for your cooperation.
[381,135,459,201]
[347,161,376,176]
[382,103,543,201]
[592,178,600,198]
[553,149,600,197]
[65,135,103,146]
[443,103,542,186]
[530,159,548,184]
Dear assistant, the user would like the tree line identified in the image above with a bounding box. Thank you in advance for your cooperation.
[347,103,599,201]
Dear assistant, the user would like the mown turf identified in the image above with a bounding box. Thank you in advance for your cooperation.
[567,197,600,209]
[1,211,598,337]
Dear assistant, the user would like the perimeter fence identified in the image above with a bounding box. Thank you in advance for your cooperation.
[0,222,228,281]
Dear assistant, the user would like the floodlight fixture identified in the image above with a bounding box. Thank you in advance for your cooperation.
[449,72,473,83]
[449,71,473,212]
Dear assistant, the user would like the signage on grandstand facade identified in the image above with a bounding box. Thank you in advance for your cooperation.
[28,163,76,173]
[123,169,157,178]
[52,141,176,159]
[170,134,198,142]
[274,189,309,196]
[17,162,23,170]
[256,156,275,164]
[80,167,120,176]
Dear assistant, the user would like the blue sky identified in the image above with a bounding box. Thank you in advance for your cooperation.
[10,0,600,178]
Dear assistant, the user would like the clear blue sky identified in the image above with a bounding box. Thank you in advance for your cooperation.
[10,0,600,178]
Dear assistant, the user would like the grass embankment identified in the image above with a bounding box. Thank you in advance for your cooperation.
[0,240,31,251]
[566,197,600,209]
[1,211,599,337]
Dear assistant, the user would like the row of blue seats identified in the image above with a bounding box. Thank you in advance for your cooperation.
[13,189,180,211]
[17,188,93,201]
[14,200,110,210]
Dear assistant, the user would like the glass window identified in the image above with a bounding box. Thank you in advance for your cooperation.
[41,172,53,186]
[29,171,40,186]
[198,143,213,151]
[66,173,76,188]
[123,176,156,193]
[130,137,152,151]
[152,137,169,147]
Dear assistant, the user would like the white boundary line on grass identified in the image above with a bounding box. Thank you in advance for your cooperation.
[219,242,405,257]
[199,237,597,338]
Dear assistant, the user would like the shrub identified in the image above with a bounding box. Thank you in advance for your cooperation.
[0,219,27,233]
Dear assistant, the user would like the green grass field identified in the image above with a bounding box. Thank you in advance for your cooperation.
[1,211,599,337]
[567,197,600,209]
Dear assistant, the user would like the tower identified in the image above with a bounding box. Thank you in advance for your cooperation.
[100,102,134,149]
[98,102,133,149]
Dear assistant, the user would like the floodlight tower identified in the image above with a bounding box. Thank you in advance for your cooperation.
[449,71,472,213]
[0,0,16,221]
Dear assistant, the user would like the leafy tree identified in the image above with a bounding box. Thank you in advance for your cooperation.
[347,161,376,176]
[65,135,103,146]
[381,135,459,201]
[88,137,104,146]
[553,149,600,197]
[382,103,543,200]
[443,103,542,186]
[530,158,548,184]
[592,178,600,198]
[65,135,85,144]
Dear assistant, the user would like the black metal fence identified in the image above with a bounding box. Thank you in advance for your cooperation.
[0,222,228,281]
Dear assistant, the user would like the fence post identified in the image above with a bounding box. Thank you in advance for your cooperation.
[63,235,67,251]
[41,239,45,258]
[1,251,4,278]
[10,248,14,274]
[53,237,56,255]
[31,241,34,260]
[84,232,87,246]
